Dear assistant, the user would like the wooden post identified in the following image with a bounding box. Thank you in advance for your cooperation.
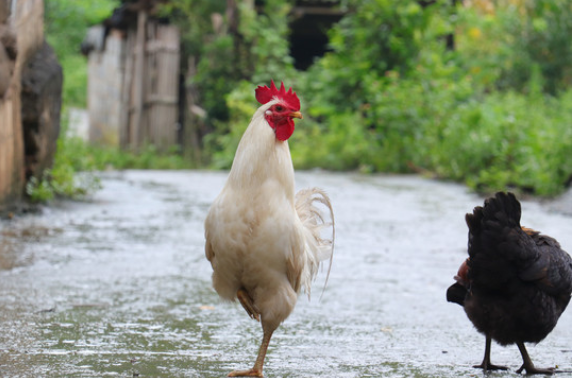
[131,6,147,150]
[0,0,8,23]
[119,31,133,149]
[183,56,202,165]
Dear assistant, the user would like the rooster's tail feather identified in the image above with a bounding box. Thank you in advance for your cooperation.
[295,187,335,299]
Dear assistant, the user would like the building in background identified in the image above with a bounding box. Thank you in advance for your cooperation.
[83,0,344,155]
[82,0,180,152]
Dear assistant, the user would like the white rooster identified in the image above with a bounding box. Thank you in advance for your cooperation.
[204,81,335,377]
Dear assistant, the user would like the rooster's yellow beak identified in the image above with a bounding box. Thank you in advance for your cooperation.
[289,111,303,119]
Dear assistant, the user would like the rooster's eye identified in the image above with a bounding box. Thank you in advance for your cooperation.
[275,105,284,112]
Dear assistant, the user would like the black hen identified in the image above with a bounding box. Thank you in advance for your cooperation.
[447,192,572,375]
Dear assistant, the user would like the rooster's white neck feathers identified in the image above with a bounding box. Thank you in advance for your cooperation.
[227,100,295,199]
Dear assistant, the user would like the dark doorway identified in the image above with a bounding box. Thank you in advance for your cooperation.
[288,2,345,70]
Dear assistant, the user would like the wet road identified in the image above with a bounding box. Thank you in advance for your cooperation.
[1,170,572,377]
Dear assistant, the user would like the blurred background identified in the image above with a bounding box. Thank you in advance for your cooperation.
[2,0,572,209]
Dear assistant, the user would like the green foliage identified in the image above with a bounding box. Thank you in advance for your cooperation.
[500,0,572,94]
[239,0,296,83]
[26,117,103,203]
[57,55,89,106]
[330,0,443,75]
[291,111,375,172]
[193,35,238,122]
[26,174,56,203]
[298,0,454,112]
[53,131,192,172]
[159,0,226,57]
[45,0,119,107]
[455,0,572,95]
[80,144,193,170]
[415,88,572,196]
[162,0,239,122]
[163,0,295,122]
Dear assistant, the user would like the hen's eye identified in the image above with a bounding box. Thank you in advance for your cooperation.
[275,105,284,112]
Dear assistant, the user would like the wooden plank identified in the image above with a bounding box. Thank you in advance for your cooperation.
[130,9,147,150]
[144,22,179,151]
[146,39,179,53]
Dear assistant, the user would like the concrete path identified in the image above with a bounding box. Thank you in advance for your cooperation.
[1,170,571,377]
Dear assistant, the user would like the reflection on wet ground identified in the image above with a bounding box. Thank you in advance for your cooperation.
[1,170,571,377]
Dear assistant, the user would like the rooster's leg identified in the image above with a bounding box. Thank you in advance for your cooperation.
[228,327,274,377]
[516,342,555,375]
[473,336,508,371]
[237,289,260,321]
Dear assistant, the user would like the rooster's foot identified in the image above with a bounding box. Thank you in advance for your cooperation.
[228,368,263,377]
[237,289,260,321]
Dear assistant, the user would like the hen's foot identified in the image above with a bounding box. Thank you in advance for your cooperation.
[236,289,260,321]
[473,362,508,371]
[474,336,507,372]
[516,364,555,375]
[228,368,263,377]
[516,342,555,375]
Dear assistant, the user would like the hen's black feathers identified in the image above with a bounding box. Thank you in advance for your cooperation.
[466,192,572,304]
[447,192,572,373]
[449,192,572,356]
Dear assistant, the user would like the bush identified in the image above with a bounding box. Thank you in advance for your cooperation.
[26,119,103,202]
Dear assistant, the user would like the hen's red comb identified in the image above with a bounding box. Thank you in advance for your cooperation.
[255,80,300,111]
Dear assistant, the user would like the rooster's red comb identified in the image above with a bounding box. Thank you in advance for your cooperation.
[255,80,300,111]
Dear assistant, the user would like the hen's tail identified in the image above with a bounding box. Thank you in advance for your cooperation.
[295,187,335,299]
[465,192,538,290]
[466,192,521,242]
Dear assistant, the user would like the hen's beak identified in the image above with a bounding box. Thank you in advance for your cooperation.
[289,111,303,119]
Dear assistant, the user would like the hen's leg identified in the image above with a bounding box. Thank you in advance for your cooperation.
[473,336,508,371]
[228,327,274,377]
[237,289,260,322]
[516,342,555,375]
